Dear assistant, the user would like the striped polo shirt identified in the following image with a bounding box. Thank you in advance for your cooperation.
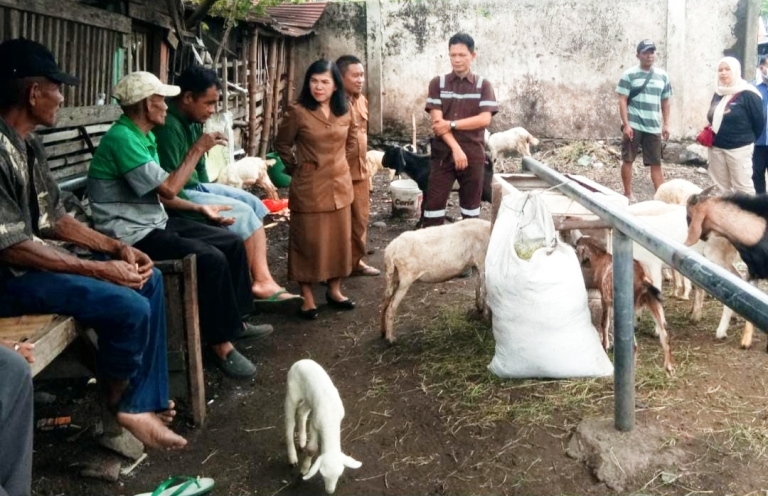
[425,71,499,164]
[616,65,672,135]
[88,115,169,245]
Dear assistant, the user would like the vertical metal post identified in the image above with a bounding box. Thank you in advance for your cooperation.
[612,229,635,431]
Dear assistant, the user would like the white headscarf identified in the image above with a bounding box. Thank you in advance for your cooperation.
[712,56,762,133]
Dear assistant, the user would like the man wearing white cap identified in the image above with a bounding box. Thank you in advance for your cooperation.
[89,71,270,379]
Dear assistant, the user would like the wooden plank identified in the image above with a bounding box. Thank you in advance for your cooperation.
[0,0,132,33]
[46,136,104,158]
[41,123,112,144]
[0,314,56,341]
[48,152,92,170]
[52,105,122,128]
[182,255,205,427]
[66,20,77,106]
[127,2,173,29]
[49,162,90,180]
[22,316,78,377]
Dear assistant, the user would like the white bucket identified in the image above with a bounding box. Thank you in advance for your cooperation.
[389,179,423,219]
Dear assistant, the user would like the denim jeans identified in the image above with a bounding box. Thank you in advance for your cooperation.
[186,183,269,240]
[0,347,32,496]
[0,269,169,414]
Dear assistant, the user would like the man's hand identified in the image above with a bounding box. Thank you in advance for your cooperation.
[115,245,153,285]
[661,124,669,141]
[200,205,235,226]
[1,339,35,364]
[623,125,634,141]
[195,132,228,154]
[432,118,452,137]
[96,260,144,289]
[452,147,468,170]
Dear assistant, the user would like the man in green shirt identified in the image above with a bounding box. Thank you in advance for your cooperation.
[89,71,272,379]
[154,65,299,306]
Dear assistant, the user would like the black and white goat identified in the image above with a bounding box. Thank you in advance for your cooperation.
[381,146,494,204]
[686,187,768,350]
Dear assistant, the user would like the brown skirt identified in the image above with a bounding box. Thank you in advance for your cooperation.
[288,206,353,283]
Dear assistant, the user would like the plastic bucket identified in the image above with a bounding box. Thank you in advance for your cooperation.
[389,179,423,219]
[266,152,291,188]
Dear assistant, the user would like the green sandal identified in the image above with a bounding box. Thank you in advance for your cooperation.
[135,476,214,496]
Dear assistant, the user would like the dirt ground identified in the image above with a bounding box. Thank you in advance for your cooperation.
[31,143,768,496]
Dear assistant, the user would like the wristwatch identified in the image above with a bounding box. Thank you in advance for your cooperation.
[450,121,457,130]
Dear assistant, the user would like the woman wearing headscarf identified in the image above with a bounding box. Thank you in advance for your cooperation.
[707,56,765,194]
[274,59,359,320]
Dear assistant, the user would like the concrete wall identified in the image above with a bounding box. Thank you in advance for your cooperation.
[297,0,755,140]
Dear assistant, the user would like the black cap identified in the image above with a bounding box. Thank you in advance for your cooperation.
[0,38,79,85]
[636,39,656,53]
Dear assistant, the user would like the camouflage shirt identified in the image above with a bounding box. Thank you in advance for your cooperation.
[0,116,66,277]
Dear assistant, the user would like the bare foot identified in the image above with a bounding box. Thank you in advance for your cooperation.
[116,411,187,450]
[157,400,176,425]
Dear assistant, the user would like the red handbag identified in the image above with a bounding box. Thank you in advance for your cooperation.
[696,125,715,147]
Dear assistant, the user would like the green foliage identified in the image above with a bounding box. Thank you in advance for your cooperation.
[763,0,768,18]
[188,0,306,20]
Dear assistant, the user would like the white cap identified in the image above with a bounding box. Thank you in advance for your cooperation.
[113,71,180,106]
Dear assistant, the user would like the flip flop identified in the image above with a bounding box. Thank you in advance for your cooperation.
[135,476,214,496]
[252,289,304,315]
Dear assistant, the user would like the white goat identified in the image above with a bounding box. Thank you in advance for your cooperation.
[686,188,768,350]
[217,156,279,199]
[380,219,491,343]
[285,359,361,494]
[364,150,395,192]
[485,127,540,171]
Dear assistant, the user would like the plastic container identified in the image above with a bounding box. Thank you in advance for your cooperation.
[262,198,289,213]
[389,179,423,219]
[266,152,291,188]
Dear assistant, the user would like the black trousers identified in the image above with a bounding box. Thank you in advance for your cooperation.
[135,217,251,345]
[753,145,768,194]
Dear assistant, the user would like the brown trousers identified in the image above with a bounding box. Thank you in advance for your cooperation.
[351,178,370,266]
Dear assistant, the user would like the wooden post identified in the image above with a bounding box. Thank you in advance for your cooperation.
[365,0,383,135]
[222,53,229,112]
[270,38,283,141]
[286,37,296,106]
[248,29,259,156]
[259,37,277,157]
[182,255,205,428]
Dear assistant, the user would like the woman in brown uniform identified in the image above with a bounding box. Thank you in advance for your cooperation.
[274,59,359,319]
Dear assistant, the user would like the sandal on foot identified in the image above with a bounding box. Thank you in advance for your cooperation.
[252,289,303,314]
[135,476,214,496]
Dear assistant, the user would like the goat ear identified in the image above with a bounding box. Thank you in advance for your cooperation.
[303,456,322,480]
[684,206,706,246]
[700,185,718,198]
[343,455,362,469]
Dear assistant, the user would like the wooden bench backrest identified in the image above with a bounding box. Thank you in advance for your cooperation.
[37,105,123,191]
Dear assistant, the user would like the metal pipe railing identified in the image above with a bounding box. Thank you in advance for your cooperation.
[521,156,768,431]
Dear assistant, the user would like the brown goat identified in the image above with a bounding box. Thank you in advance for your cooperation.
[576,236,674,374]
[686,187,768,350]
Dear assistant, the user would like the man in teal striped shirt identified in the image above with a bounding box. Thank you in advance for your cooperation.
[616,39,672,201]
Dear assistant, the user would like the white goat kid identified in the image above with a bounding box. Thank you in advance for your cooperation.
[380,219,491,343]
[217,156,279,199]
[485,127,540,172]
[364,150,395,192]
[285,359,361,494]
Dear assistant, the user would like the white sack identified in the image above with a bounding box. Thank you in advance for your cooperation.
[486,192,613,379]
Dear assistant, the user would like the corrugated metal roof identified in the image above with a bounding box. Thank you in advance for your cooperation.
[249,2,328,37]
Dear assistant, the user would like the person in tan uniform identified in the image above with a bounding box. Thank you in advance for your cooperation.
[336,55,380,276]
[274,59,359,320]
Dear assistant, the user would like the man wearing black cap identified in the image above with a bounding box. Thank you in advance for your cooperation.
[616,39,672,201]
[0,39,187,479]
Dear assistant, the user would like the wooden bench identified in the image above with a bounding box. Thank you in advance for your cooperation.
[38,104,123,192]
[0,256,206,427]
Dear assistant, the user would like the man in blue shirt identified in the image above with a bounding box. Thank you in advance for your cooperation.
[753,56,768,194]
